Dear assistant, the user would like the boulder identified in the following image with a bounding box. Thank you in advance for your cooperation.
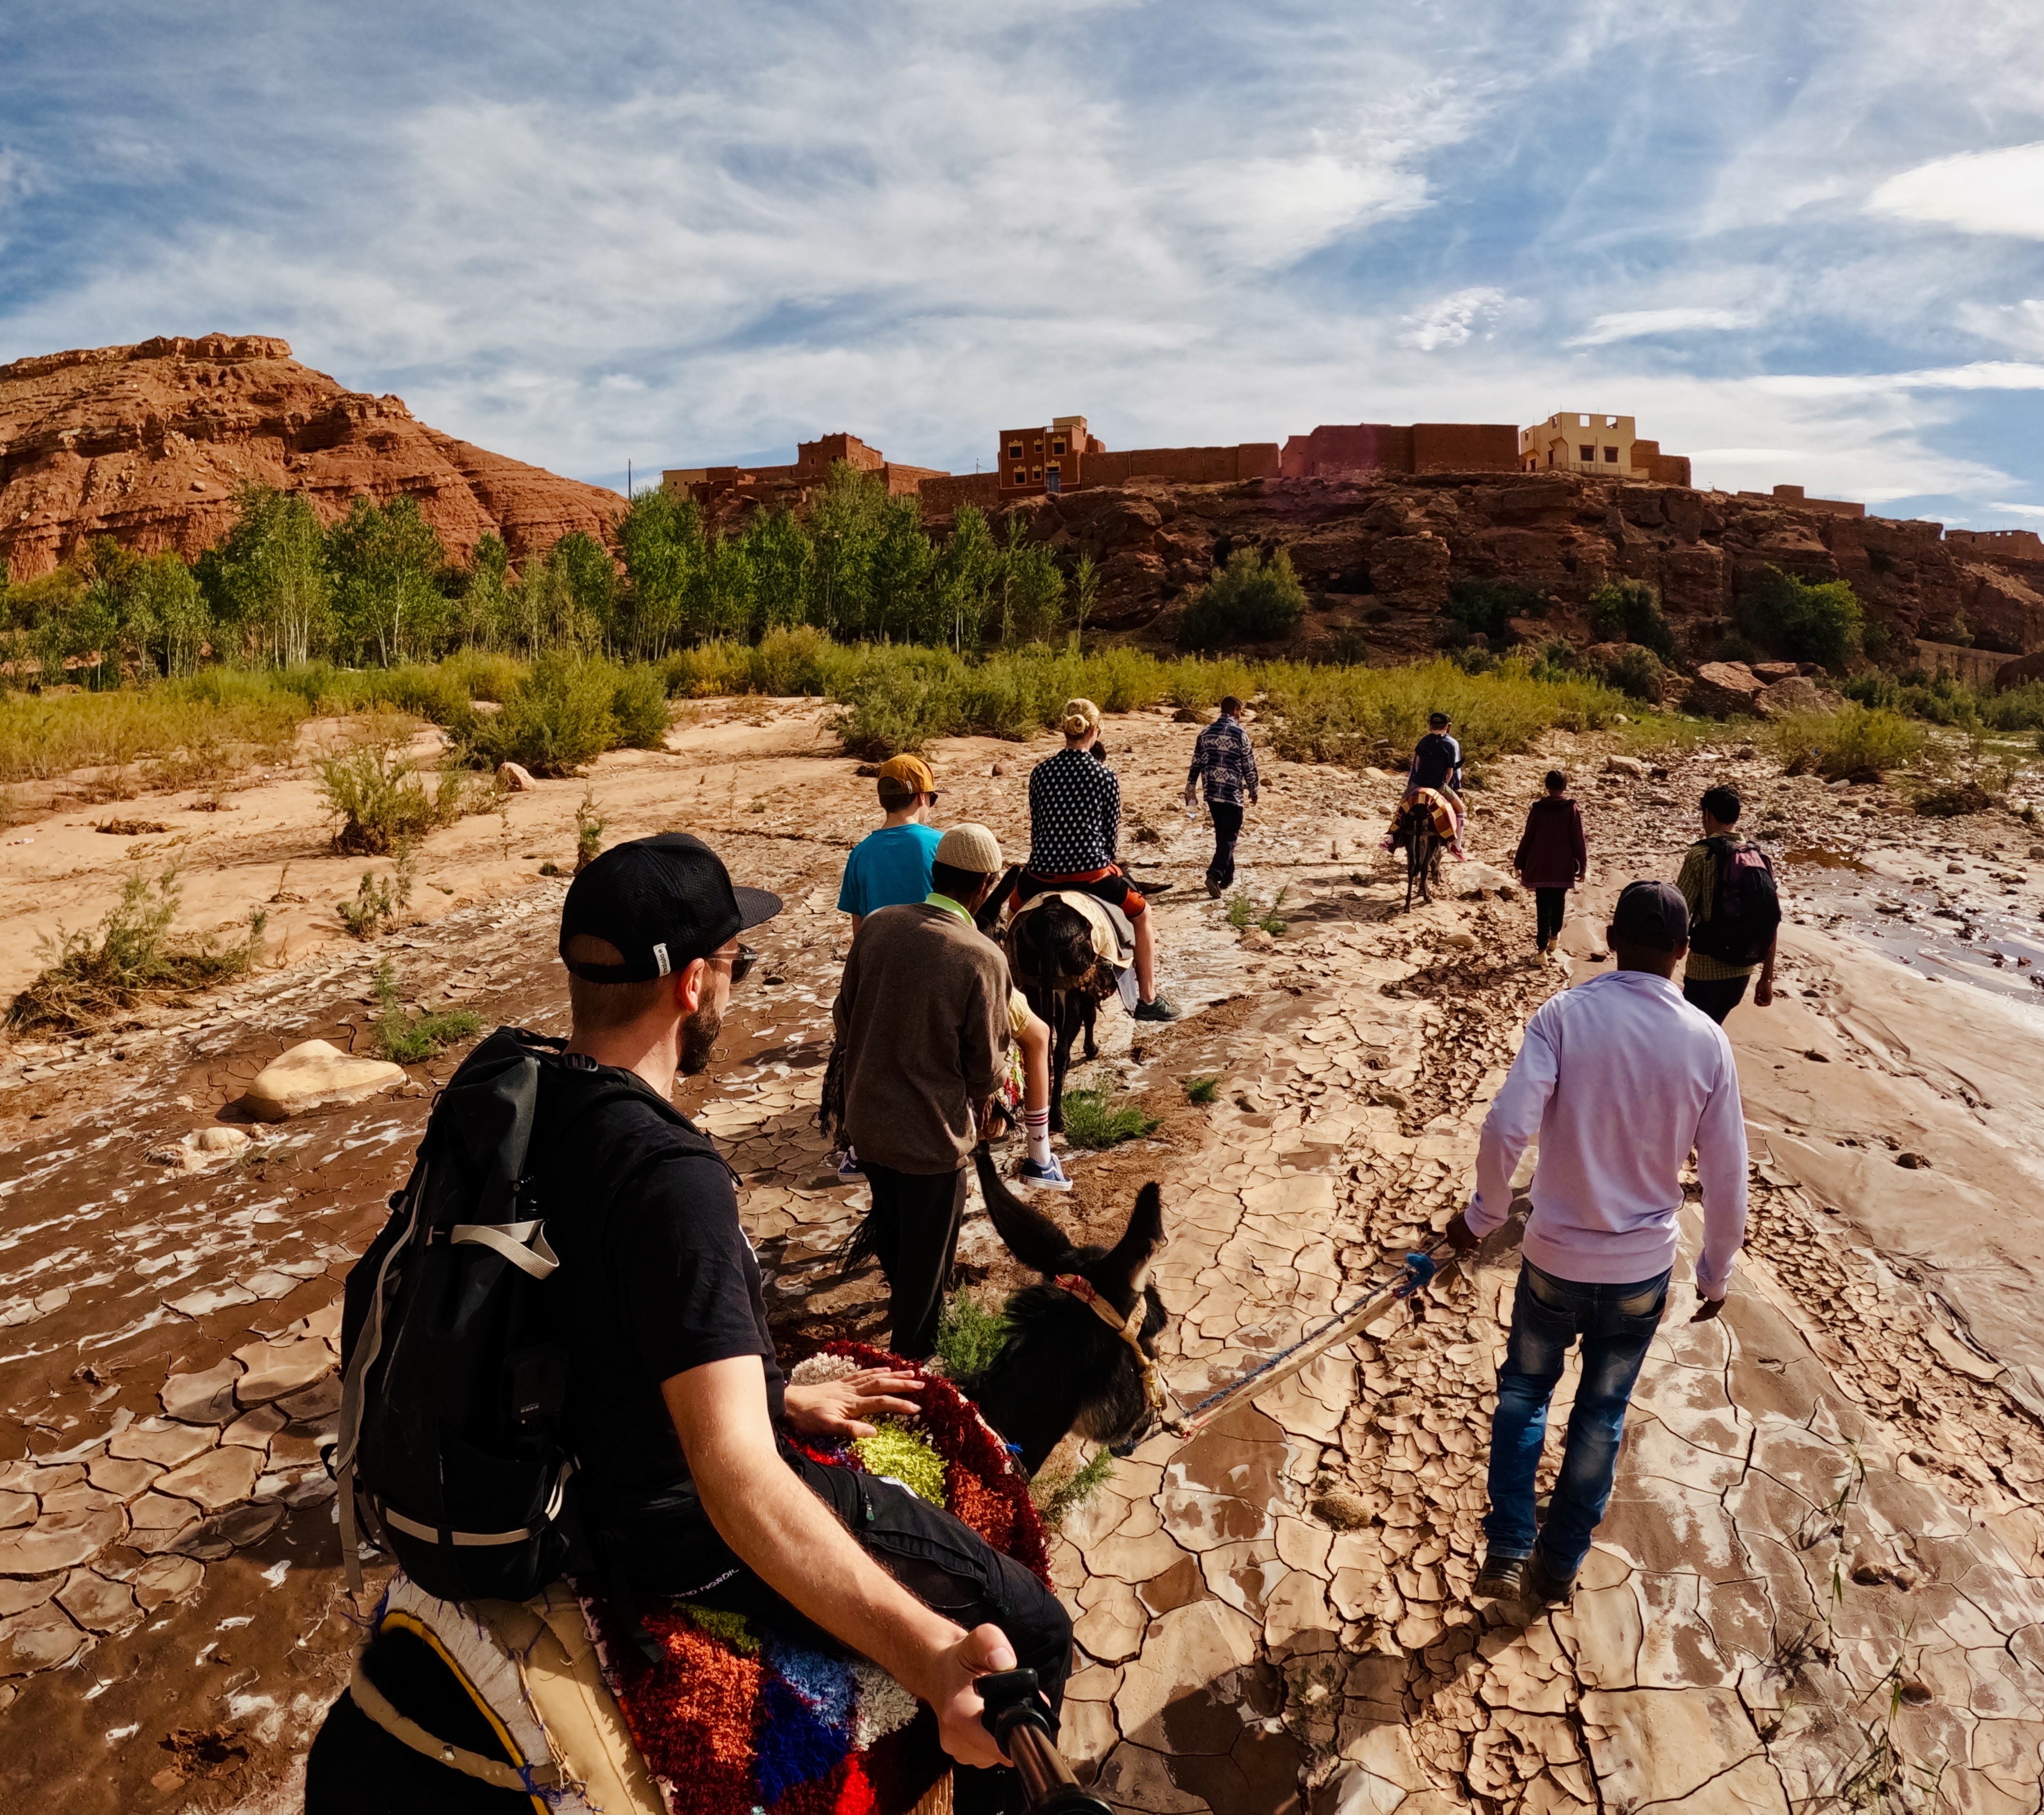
[496,760,537,791]
[1996,649,2044,691]
[1602,756,1651,779]
[1457,862,1518,899]
[239,1039,407,1122]
[145,1126,253,1172]
[1751,661,1803,682]
[1753,675,1833,718]
[1684,662,1767,717]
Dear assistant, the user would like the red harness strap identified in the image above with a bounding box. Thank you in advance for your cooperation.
[1052,1273,1164,1413]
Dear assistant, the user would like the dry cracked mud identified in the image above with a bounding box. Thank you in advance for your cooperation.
[2,702,2043,1812]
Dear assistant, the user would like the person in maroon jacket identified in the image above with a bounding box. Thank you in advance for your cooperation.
[1514,770,1588,955]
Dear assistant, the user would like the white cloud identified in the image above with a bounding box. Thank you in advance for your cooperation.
[1869,142,2044,240]
[1567,307,1758,347]
[1989,501,2044,518]
[1400,288,1510,352]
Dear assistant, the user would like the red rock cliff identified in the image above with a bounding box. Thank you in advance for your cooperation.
[928,471,2044,660]
[0,333,623,580]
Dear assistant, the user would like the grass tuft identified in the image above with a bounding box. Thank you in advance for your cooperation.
[7,864,265,1031]
[317,743,465,855]
[1060,1086,1161,1150]
[1184,1074,1221,1104]
[1764,703,1924,781]
[367,959,482,1063]
[934,1291,1011,1388]
[1032,1444,1116,1526]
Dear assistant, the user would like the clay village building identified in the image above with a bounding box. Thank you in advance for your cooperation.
[992,415,1281,499]
[1279,421,1520,478]
[1519,411,1691,485]
[663,432,946,511]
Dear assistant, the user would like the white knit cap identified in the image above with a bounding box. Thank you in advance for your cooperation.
[934,823,1003,875]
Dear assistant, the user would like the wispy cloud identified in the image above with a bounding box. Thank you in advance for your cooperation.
[1,1,2041,522]
[1869,143,2044,241]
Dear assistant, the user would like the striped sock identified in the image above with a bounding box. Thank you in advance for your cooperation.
[1023,1108,1052,1168]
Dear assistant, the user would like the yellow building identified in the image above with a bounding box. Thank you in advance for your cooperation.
[1519,413,1690,486]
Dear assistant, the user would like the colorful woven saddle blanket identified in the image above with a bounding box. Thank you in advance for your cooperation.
[1390,786,1459,841]
[357,1343,1048,1815]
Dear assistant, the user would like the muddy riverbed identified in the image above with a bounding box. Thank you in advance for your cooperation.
[2,704,2042,1813]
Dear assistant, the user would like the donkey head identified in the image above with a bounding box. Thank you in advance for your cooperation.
[965,1146,1168,1473]
[1005,899,1108,1000]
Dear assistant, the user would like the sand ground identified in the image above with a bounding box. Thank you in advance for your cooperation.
[1,702,2042,1812]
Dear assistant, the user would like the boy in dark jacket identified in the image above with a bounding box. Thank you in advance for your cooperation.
[1514,771,1587,955]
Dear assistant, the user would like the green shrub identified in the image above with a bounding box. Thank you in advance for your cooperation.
[1746,568,1864,671]
[367,960,482,1062]
[1603,646,1669,702]
[610,663,673,749]
[1447,580,1545,642]
[1060,1086,1160,1149]
[1912,779,1997,817]
[473,651,619,775]
[575,786,608,872]
[1184,1074,1220,1104]
[8,864,265,1031]
[317,744,465,855]
[1763,704,1923,779]
[935,1292,1010,1387]
[1177,548,1307,650]
[1980,682,2044,733]
[1588,581,1676,660]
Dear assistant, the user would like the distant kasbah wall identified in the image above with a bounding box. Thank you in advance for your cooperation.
[1950,528,2044,562]
[1083,443,1280,487]
[1634,443,1692,487]
[1745,483,1859,519]
[919,471,1002,515]
[1280,423,1520,478]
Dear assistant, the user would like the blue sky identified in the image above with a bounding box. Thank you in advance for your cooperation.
[3,2,2041,525]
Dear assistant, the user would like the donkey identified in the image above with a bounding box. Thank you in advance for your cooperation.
[1393,795,1446,909]
[1001,895,1118,1136]
[967,1145,1167,1472]
[304,1160,1168,1814]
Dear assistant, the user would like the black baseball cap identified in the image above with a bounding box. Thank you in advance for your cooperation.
[1609,879,1689,952]
[559,833,781,982]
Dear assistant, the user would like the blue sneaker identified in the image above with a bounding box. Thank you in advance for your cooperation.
[1018,1154,1073,1192]
[835,1150,865,1180]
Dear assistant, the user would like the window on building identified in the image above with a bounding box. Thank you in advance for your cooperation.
[1009,442,1023,459]
[1579,445,1595,463]
[1033,440,1043,452]
[1031,467,1043,481]
[1603,446,1619,463]
[1052,439,1066,457]
[1012,468,1025,484]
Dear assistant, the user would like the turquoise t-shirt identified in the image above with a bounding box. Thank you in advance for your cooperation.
[837,823,943,916]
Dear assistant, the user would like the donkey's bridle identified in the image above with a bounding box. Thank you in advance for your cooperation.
[1053,1272,1166,1414]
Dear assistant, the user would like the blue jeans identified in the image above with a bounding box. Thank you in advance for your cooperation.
[1484,1260,1671,1576]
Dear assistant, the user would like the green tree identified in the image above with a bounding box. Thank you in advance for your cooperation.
[808,463,889,639]
[131,552,212,677]
[326,495,449,666]
[870,495,936,642]
[931,505,997,652]
[205,485,332,666]
[743,507,813,640]
[1177,547,1306,650]
[454,533,513,648]
[1749,566,1864,671]
[1070,552,1101,649]
[616,488,703,657]
[1587,579,1676,661]
[684,533,756,642]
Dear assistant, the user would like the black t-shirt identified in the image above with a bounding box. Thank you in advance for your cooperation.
[534,1057,785,1518]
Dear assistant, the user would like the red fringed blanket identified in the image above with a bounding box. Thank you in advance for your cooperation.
[584,1343,1050,1815]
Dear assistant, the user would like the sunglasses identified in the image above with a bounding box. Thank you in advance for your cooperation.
[716,943,757,986]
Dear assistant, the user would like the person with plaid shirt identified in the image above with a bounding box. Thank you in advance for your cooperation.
[1184,697,1260,896]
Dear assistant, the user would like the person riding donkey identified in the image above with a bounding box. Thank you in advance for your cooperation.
[313,833,1069,1813]
[832,754,1063,1189]
[1385,710,1467,861]
[990,697,1178,1022]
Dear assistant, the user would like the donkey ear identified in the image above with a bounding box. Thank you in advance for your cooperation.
[1104,1181,1165,1282]
[973,1145,1075,1274]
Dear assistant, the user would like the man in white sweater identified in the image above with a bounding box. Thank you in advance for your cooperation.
[1446,880,1748,1606]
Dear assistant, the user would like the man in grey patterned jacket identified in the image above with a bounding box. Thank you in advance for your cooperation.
[1185,696,1260,896]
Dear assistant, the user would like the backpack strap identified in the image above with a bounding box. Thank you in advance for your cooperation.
[349,1652,564,1794]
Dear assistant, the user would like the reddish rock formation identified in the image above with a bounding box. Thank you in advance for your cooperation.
[0,334,622,580]
[912,469,2044,663]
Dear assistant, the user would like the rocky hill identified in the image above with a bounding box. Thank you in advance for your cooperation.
[0,334,622,580]
[962,471,2044,666]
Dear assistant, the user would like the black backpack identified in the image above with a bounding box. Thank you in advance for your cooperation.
[334,1027,629,1600]
[1688,837,1781,967]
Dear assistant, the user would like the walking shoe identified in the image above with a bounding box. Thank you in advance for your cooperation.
[1524,1546,1577,1607]
[834,1150,865,1181]
[1206,877,1223,899]
[1473,1551,1528,1600]
[1133,992,1181,1022]
[1018,1154,1074,1192]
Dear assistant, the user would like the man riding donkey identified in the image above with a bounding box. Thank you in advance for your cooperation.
[1386,710,1467,867]
[987,697,1178,1023]
[315,834,1070,1814]
[833,756,1065,1192]
[1446,880,1748,1606]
